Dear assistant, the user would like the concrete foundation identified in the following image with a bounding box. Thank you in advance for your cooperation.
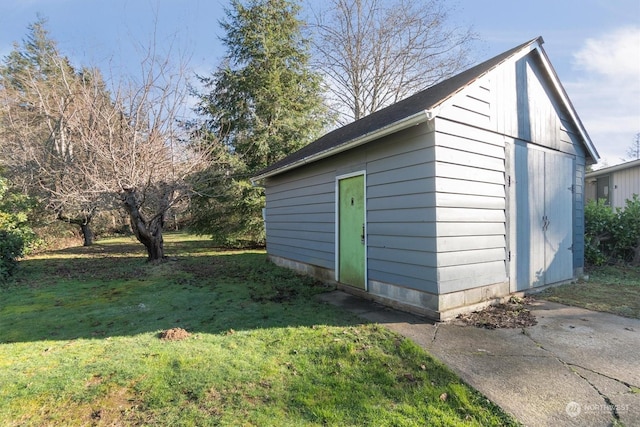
[268,254,519,321]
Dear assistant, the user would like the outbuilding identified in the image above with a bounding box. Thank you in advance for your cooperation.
[252,37,600,320]
[585,159,640,209]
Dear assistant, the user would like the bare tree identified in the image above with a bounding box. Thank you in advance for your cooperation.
[625,132,640,161]
[1,20,213,258]
[0,21,113,245]
[310,0,477,123]
[80,46,211,261]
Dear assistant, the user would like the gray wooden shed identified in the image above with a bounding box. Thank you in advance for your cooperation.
[251,37,600,320]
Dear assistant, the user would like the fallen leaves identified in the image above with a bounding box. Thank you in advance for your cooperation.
[457,297,538,329]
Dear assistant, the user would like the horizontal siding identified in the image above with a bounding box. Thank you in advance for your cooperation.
[268,228,333,244]
[267,202,334,216]
[443,105,491,129]
[558,122,580,156]
[368,234,436,252]
[367,162,434,186]
[439,75,492,129]
[435,207,505,222]
[369,261,438,294]
[438,260,506,282]
[436,163,504,184]
[368,177,434,198]
[266,243,334,268]
[365,127,438,293]
[435,178,504,197]
[437,235,506,252]
[437,222,505,237]
[367,143,435,173]
[432,118,508,291]
[436,133,505,159]
[438,248,506,267]
[267,221,332,233]
[267,180,333,202]
[367,193,432,210]
[435,193,505,209]
[265,122,439,292]
[368,247,437,268]
[266,211,334,223]
[368,222,437,238]
[436,116,506,146]
[267,192,334,208]
[439,270,509,294]
[368,207,435,223]
[264,161,336,269]
[267,235,334,253]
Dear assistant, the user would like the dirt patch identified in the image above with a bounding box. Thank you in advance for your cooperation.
[158,327,191,341]
[79,386,140,426]
[457,296,538,329]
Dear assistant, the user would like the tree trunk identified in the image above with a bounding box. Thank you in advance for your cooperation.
[122,188,166,262]
[80,223,94,246]
[147,226,165,261]
[57,212,95,246]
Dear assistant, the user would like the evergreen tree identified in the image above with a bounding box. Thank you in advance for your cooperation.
[192,0,330,245]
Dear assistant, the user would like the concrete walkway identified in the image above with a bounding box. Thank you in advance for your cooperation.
[318,291,640,427]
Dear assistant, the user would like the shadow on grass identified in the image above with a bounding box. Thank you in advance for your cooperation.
[0,237,362,344]
[0,236,519,426]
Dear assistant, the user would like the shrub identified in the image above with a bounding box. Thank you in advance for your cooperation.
[614,195,640,264]
[0,176,41,278]
[584,195,640,265]
[584,199,616,266]
[0,230,25,280]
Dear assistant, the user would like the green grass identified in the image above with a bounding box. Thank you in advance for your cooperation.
[0,233,517,426]
[538,265,640,319]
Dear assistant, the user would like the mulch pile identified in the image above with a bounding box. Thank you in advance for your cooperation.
[457,296,538,329]
[158,327,191,341]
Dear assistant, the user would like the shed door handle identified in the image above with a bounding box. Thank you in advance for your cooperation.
[542,215,550,231]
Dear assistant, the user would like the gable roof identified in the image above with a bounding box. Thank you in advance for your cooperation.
[252,37,598,182]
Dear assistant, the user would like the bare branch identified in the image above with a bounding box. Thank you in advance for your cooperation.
[310,0,478,124]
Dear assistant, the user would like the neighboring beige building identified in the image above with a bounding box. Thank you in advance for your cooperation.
[586,159,640,208]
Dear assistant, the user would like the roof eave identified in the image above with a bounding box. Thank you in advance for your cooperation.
[586,158,640,178]
[251,109,434,183]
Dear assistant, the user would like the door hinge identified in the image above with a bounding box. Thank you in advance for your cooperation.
[568,184,575,193]
[508,251,511,261]
[507,175,512,187]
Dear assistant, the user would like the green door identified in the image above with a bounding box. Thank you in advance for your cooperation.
[338,175,366,289]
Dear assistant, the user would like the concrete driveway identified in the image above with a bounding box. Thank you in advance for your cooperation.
[318,292,640,427]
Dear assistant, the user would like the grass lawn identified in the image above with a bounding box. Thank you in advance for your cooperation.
[537,265,640,319]
[0,233,517,426]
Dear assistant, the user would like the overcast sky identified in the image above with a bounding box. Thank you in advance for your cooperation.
[0,0,638,167]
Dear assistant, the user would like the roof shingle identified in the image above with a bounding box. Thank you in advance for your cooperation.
[253,37,541,180]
